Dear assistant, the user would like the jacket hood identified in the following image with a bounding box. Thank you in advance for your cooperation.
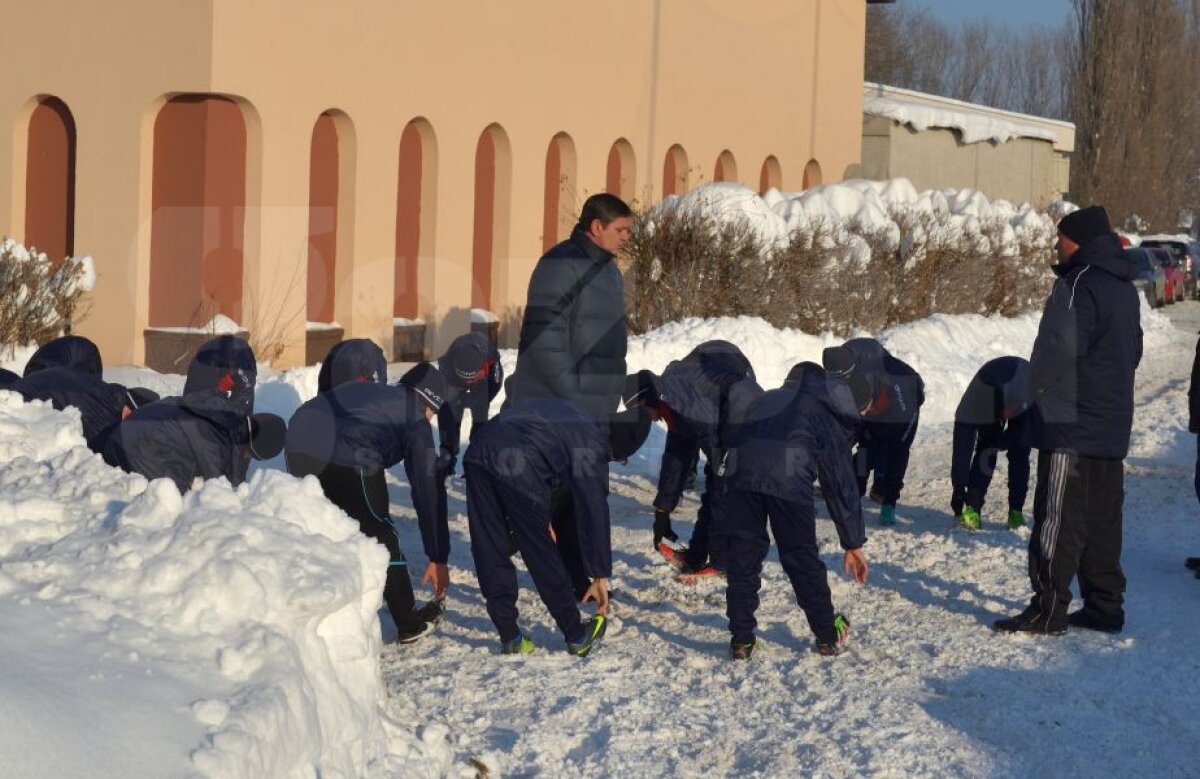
[1053,233,1136,282]
[180,335,257,427]
[24,335,103,377]
[318,339,386,393]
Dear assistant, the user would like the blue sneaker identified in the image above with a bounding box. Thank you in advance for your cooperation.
[879,504,896,526]
[501,632,535,655]
[566,615,607,657]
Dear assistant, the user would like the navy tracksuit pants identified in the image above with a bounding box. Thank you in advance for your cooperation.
[287,454,421,634]
[682,463,729,572]
[856,412,920,505]
[951,417,1032,512]
[465,463,585,644]
[723,489,838,646]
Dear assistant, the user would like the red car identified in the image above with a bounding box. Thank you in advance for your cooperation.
[1147,247,1184,304]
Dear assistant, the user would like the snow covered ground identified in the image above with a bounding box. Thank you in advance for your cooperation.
[1,301,1199,776]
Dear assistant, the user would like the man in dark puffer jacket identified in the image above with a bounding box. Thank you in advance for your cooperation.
[507,193,631,418]
[286,340,449,644]
[103,336,284,493]
[9,336,158,453]
[994,206,1142,636]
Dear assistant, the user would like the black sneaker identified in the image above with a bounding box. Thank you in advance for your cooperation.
[992,606,1067,636]
[415,598,446,626]
[730,638,756,660]
[815,613,850,656]
[1186,557,1200,572]
[1067,610,1122,634]
[566,615,607,657]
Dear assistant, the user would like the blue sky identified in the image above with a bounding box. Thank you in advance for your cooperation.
[907,0,1072,30]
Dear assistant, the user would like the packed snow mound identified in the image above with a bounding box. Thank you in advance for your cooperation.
[648,180,1058,261]
[0,390,439,777]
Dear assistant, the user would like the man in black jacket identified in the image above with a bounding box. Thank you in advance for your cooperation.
[626,341,763,578]
[994,206,1142,636]
[950,356,1033,531]
[720,368,869,659]
[9,335,159,453]
[286,341,449,644]
[507,193,631,418]
[436,332,503,477]
[823,338,925,526]
[649,342,755,553]
[103,336,284,492]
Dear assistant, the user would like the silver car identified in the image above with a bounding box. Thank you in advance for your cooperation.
[1124,247,1167,308]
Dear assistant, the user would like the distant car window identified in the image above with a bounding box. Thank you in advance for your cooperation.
[1124,249,1153,272]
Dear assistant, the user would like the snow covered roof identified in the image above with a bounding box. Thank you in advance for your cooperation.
[864,82,1075,150]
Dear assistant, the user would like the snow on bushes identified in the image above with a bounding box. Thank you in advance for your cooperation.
[0,237,93,350]
[624,180,1060,335]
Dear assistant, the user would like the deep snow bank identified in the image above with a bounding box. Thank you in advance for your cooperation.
[0,391,437,777]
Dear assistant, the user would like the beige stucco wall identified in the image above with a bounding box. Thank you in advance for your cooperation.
[2,0,867,367]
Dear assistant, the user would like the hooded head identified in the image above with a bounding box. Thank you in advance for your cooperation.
[622,370,660,410]
[24,335,103,377]
[182,335,257,420]
[399,362,447,414]
[317,339,387,393]
[1057,206,1112,250]
[441,333,494,388]
[785,361,825,385]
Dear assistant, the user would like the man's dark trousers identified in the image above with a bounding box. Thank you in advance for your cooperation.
[1028,450,1126,629]
[722,489,837,646]
[464,463,584,644]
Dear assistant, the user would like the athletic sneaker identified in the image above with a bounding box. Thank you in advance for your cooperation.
[879,504,897,526]
[397,599,446,644]
[501,632,535,655]
[674,563,724,584]
[815,613,850,656]
[566,615,607,658]
[992,606,1067,636]
[1007,509,1027,529]
[657,539,689,569]
[958,506,981,531]
[730,638,756,660]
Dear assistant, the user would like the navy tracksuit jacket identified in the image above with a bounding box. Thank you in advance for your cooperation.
[104,336,258,492]
[462,398,611,644]
[286,339,445,633]
[11,336,132,453]
[652,341,762,570]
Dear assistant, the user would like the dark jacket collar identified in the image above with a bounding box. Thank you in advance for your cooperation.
[1052,233,1135,282]
[569,226,614,263]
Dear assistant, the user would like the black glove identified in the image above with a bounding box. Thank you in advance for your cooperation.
[652,509,678,547]
[436,448,457,480]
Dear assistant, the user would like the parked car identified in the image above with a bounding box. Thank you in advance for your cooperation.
[1125,247,1168,308]
[1140,236,1200,299]
[1146,247,1184,304]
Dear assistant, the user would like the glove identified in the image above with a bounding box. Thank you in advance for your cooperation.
[652,509,678,547]
[436,448,457,480]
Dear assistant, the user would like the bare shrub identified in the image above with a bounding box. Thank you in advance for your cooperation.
[0,238,90,354]
[623,205,769,335]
